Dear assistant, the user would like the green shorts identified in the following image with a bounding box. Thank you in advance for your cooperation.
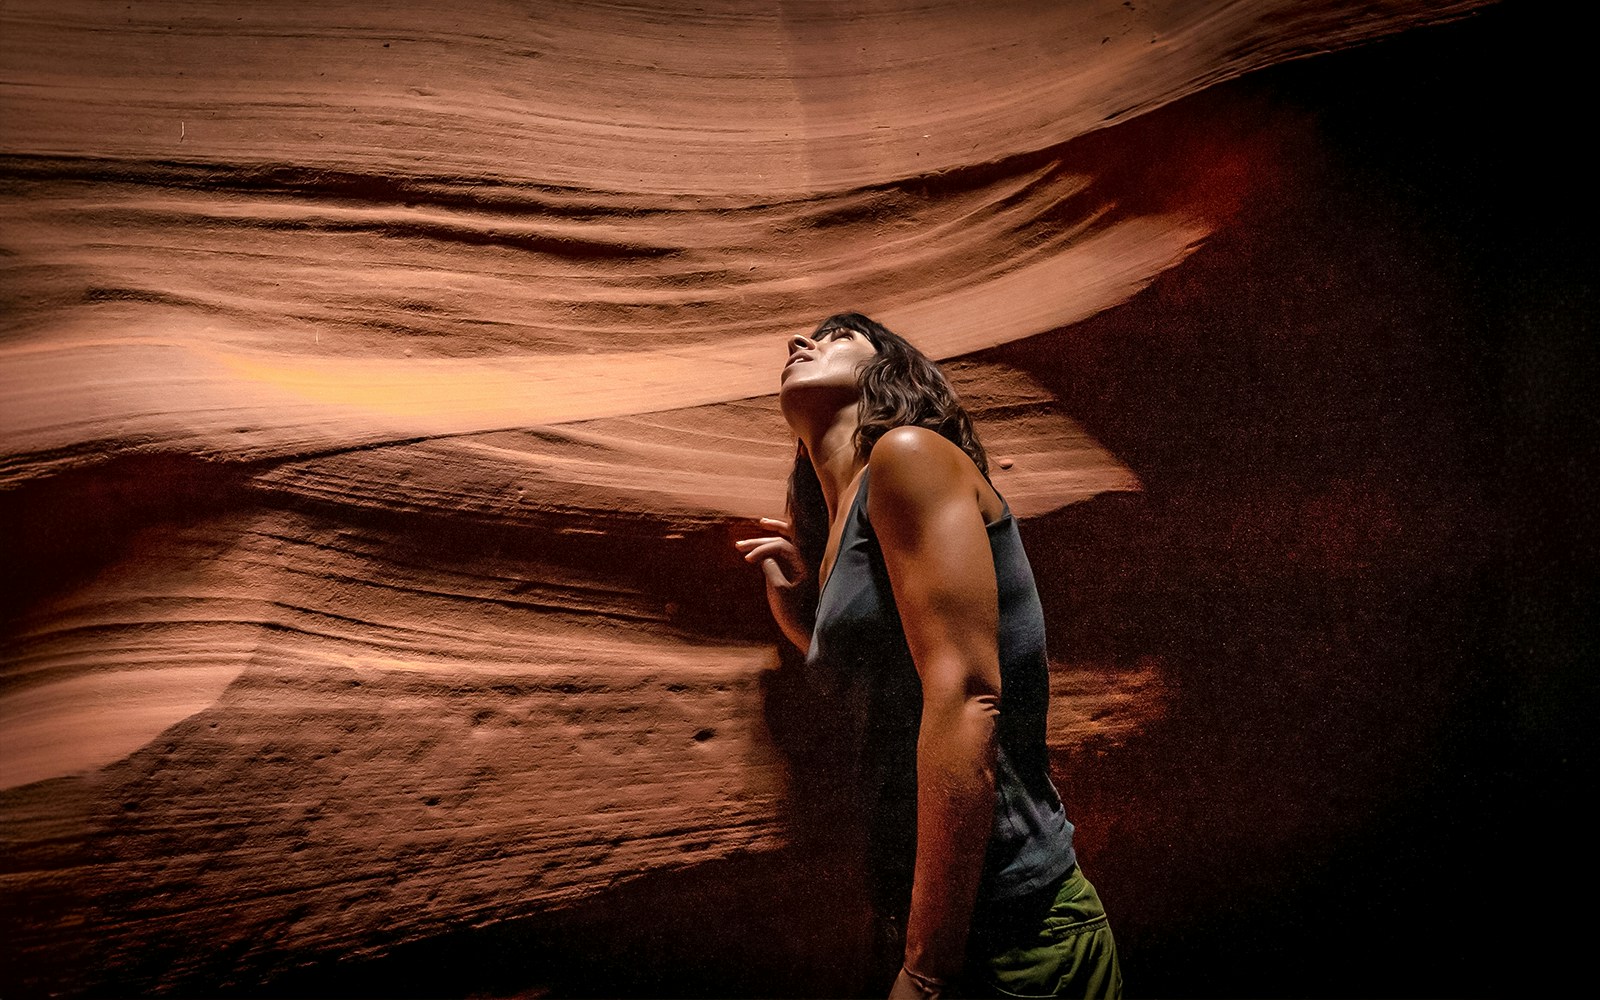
[962,866,1123,999]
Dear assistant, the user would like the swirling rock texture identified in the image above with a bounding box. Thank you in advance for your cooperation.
[6,0,1586,997]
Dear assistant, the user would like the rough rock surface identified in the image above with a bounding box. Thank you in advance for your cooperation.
[0,1,1520,997]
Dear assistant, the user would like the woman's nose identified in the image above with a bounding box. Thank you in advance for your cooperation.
[788,333,814,353]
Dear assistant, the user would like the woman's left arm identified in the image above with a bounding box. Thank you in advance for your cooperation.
[868,427,1003,997]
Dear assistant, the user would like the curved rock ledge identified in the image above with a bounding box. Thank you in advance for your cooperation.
[1,1,1500,996]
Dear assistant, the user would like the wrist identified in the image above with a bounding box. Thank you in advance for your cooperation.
[897,964,949,999]
[904,935,965,983]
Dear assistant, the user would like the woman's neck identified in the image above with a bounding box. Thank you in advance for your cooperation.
[798,403,866,521]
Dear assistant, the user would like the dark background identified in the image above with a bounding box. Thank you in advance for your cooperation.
[996,3,1592,995]
[7,3,1589,998]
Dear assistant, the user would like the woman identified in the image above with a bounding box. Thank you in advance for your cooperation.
[735,313,1122,998]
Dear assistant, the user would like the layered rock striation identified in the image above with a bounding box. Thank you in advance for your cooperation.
[2,1,1496,996]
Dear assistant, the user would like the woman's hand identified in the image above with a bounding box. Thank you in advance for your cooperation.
[734,517,808,591]
[734,517,815,652]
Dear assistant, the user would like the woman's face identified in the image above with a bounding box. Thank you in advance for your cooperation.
[778,324,878,398]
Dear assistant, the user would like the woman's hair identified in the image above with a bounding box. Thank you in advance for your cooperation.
[786,312,988,572]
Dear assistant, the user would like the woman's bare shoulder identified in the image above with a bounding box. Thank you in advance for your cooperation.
[867,427,986,513]
[870,424,966,470]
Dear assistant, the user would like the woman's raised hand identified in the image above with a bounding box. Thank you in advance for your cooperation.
[733,517,809,591]
[736,517,815,652]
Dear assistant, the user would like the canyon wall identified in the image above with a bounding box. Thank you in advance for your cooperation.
[6,2,1570,997]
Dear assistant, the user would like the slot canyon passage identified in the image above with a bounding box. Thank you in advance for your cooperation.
[0,1,1589,997]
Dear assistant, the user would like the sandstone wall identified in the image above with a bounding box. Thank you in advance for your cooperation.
[1,2,1522,996]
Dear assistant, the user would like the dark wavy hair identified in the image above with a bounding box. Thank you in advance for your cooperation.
[787,312,988,573]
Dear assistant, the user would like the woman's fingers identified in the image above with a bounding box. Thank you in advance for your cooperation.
[734,536,784,552]
[733,523,806,588]
[733,518,792,553]
[736,537,807,588]
[742,540,793,583]
[738,539,788,564]
[760,556,793,591]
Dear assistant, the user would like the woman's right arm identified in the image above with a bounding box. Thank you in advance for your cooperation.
[734,517,815,652]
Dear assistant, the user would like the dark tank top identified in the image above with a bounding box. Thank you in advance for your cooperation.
[807,466,1076,916]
